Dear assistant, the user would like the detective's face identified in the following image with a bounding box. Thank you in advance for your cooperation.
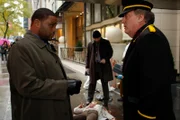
[39,16,57,41]
[122,11,139,38]
[94,37,101,42]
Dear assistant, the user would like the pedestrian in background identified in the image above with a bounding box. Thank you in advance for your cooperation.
[85,30,113,109]
[7,8,82,120]
[1,41,9,63]
[119,0,176,120]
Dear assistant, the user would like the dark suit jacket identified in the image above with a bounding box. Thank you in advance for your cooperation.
[86,38,113,83]
[122,24,175,120]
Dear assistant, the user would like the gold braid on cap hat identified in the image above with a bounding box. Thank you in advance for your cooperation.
[123,4,151,11]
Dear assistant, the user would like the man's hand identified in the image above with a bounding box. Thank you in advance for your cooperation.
[67,80,82,95]
[100,59,106,64]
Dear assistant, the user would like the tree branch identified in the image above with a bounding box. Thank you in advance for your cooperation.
[0,27,4,33]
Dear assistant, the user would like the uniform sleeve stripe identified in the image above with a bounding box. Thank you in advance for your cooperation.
[137,110,156,119]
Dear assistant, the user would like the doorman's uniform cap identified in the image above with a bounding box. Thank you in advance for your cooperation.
[119,1,153,17]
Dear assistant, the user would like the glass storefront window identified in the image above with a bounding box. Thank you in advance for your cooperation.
[94,4,101,23]
[102,5,117,20]
[86,31,92,45]
[75,15,84,42]
[86,3,91,26]
[101,27,105,38]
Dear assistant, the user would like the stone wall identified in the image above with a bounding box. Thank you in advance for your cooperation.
[152,9,180,73]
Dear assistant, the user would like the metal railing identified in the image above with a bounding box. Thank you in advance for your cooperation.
[60,47,87,64]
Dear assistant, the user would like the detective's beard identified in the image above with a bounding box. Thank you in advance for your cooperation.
[39,32,51,42]
[39,27,52,41]
[40,36,49,42]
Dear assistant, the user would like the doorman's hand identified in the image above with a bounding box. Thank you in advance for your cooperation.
[100,59,106,64]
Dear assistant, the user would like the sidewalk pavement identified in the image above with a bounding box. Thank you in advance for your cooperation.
[61,60,124,120]
[0,63,11,120]
[62,60,85,75]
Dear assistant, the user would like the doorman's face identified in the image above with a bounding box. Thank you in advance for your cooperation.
[122,11,139,38]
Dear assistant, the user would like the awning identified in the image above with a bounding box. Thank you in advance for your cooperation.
[56,0,121,5]
[56,2,84,18]
[55,2,74,15]
[56,0,180,9]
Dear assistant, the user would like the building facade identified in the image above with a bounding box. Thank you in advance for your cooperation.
[27,0,180,74]
[56,0,180,74]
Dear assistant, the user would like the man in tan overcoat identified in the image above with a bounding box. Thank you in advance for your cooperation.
[7,8,82,120]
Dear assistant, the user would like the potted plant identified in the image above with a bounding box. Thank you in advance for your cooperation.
[75,40,83,51]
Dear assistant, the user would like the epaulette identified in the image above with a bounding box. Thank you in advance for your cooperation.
[148,24,156,32]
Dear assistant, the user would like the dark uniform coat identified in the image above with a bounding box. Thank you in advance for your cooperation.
[122,24,176,120]
[7,31,73,120]
[86,38,113,83]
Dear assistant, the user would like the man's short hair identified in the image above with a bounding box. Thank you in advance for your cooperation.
[134,9,155,24]
[31,8,57,23]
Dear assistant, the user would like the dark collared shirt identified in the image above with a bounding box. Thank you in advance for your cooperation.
[95,42,101,63]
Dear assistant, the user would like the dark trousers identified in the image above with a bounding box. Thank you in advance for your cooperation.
[87,72,109,104]
[1,53,7,61]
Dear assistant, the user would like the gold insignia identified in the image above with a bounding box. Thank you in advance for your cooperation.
[148,25,156,32]
[133,24,155,42]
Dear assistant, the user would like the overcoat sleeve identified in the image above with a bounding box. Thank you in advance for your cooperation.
[85,42,92,68]
[7,43,68,100]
